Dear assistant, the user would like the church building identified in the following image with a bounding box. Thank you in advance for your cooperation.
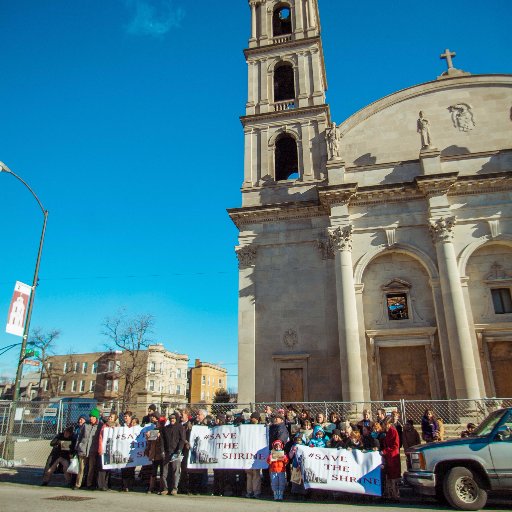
[228,0,512,404]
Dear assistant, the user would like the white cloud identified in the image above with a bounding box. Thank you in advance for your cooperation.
[125,0,185,38]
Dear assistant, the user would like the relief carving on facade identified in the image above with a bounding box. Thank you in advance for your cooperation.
[236,245,257,269]
[283,329,298,348]
[448,103,475,132]
[317,237,335,259]
[429,216,456,243]
[328,225,353,252]
[485,261,512,281]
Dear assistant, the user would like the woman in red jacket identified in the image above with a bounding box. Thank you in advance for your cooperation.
[381,418,401,501]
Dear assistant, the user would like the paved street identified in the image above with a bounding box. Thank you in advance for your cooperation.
[1,469,511,512]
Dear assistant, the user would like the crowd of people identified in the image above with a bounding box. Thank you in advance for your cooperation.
[40,404,469,501]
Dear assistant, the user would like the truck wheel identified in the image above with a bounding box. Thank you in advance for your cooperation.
[443,466,487,511]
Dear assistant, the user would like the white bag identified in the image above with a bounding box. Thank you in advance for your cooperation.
[67,456,79,475]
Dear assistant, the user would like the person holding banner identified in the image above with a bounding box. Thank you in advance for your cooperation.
[288,433,307,499]
[188,409,209,494]
[97,412,120,491]
[120,411,136,492]
[308,425,329,448]
[145,416,166,494]
[244,412,263,498]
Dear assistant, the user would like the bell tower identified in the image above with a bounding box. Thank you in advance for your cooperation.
[231,0,333,404]
[242,0,330,204]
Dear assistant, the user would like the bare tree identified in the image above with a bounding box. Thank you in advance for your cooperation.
[102,313,154,409]
[30,328,61,396]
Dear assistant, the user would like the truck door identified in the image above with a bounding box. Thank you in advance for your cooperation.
[488,410,512,490]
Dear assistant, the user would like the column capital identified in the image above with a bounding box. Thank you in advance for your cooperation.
[328,225,353,252]
[236,245,257,269]
[429,216,456,244]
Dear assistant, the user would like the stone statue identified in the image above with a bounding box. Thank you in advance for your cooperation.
[417,111,432,149]
[326,122,341,160]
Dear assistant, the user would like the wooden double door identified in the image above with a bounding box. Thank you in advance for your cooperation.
[280,368,304,402]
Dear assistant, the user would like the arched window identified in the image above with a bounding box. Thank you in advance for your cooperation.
[274,63,295,102]
[275,134,299,181]
[273,5,292,36]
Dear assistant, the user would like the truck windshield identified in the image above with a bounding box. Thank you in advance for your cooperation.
[473,409,505,436]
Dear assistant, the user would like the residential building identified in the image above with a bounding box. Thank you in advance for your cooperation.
[40,344,189,408]
[188,359,228,403]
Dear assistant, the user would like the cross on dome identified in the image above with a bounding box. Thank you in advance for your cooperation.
[440,48,456,70]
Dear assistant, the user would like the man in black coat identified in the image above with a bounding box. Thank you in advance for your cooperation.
[268,413,289,449]
[160,413,185,495]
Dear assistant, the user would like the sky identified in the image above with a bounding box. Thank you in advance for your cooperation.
[0,0,510,391]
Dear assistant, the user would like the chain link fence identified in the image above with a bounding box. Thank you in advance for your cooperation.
[1,397,510,467]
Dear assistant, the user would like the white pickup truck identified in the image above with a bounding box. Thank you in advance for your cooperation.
[404,407,512,510]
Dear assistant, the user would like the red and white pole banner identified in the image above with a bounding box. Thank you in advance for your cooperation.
[6,281,32,337]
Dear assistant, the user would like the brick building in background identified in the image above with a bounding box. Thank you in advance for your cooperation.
[39,344,189,409]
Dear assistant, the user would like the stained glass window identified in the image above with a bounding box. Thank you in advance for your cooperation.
[386,293,409,320]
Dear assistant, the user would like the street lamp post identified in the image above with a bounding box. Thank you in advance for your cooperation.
[0,161,48,459]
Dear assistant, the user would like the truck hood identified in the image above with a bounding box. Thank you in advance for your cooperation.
[408,436,488,452]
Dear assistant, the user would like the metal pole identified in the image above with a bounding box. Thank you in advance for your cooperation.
[12,211,48,401]
[1,162,48,460]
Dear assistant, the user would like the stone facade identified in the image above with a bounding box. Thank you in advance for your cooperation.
[229,0,512,403]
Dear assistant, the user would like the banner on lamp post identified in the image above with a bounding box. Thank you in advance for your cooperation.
[6,281,31,337]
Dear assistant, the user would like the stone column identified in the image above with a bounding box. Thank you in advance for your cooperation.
[329,225,366,402]
[310,48,324,102]
[259,0,268,43]
[260,59,269,111]
[430,217,481,399]
[301,121,314,180]
[295,0,304,35]
[306,0,317,31]
[243,128,255,186]
[250,1,257,41]
[236,244,257,404]
[246,60,256,114]
[297,51,308,106]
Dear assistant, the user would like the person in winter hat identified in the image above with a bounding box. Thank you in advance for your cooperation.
[266,439,289,501]
[308,425,329,448]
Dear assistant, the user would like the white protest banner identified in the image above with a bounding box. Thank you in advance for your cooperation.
[6,281,31,337]
[101,425,152,469]
[187,424,269,470]
[295,445,382,496]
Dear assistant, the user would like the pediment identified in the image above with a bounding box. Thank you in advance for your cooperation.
[381,278,411,292]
